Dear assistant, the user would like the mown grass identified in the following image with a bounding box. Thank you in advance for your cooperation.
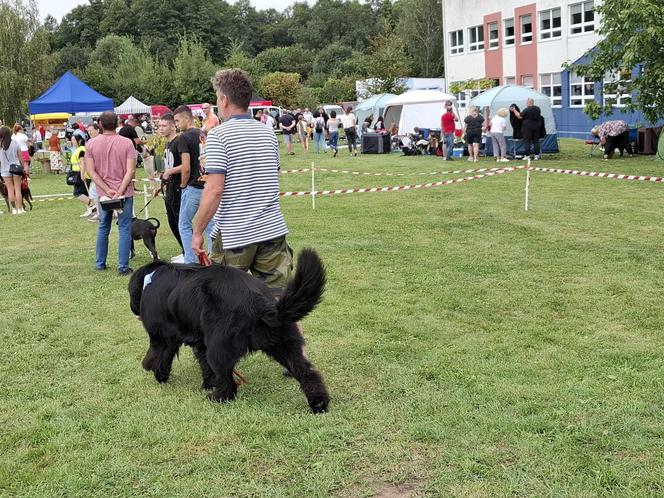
[1,139,663,497]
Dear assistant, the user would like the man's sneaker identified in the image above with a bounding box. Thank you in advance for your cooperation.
[95,265,107,271]
[170,254,185,263]
[534,155,541,161]
[333,149,337,157]
[118,267,134,276]
[500,158,510,162]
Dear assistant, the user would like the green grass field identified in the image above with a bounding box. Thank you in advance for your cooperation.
[1,139,663,497]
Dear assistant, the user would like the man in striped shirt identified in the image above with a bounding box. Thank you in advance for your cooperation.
[193,69,292,296]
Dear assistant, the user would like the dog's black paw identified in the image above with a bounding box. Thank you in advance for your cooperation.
[309,397,329,414]
[201,380,214,390]
[154,372,170,384]
[207,390,236,403]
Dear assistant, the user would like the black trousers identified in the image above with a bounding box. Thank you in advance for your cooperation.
[163,183,183,252]
[345,128,358,152]
[522,128,541,157]
[604,131,631,158]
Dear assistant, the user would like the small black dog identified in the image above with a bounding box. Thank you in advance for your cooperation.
[128,249,330,413]
[0,176,32,211]
[131,217,160,260]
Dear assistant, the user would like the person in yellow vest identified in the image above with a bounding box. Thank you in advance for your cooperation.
[70,134,96,218]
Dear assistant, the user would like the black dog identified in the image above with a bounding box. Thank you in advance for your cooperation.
[0,176,32,211]
[128,249,330,413]
[131,217,160,260]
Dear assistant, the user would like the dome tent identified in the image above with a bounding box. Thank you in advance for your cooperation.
[355,93,396,128]
[114,96,151,115]
[469,85,559,154]
[382,90,457,135]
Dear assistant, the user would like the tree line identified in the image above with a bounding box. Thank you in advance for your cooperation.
[0,0,444,122]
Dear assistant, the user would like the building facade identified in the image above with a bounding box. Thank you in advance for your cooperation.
[442,0,654,138]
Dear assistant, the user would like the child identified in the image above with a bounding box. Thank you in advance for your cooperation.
[296,114,309,153]
[490,108,509,162]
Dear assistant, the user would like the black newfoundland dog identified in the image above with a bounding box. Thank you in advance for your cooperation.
[128,249,330,413]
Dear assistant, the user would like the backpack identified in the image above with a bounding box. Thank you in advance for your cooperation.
[314,117,323,133]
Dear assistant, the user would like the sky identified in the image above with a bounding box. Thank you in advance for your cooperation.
[35,0,302,21]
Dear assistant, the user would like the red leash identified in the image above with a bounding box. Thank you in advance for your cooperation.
[197,251,247,386]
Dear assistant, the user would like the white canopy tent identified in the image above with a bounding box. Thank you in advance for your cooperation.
[382,90,457,134]
[114,96,151,115]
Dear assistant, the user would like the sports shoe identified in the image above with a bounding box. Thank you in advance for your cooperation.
[500,158,510,162]
[118,267,134,276]
[17,209,26,214]
[11,208,18,215]
[333,149,337,158]
[534,155,541,161]
[170,254,185,263]
[95,265,107,271]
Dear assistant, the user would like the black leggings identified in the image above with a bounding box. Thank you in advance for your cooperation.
[345,128,358,152]
[522,128,541,157]
[163,185,183,251]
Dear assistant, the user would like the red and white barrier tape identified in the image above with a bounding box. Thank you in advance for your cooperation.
[279,165,525,197]
[280,165,519,177]
[533,167,664,183]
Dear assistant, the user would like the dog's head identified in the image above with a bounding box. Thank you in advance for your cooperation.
[128,260,169,316]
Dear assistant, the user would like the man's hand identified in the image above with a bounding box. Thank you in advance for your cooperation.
[192,231,205,256]
[107,189,118,198]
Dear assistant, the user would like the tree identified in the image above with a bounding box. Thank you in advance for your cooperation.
[318,76,358,104]
[0,0,57,122]
[223,41,265,84]
[366,25,411,95]
[255,45,315,79]
[571,0,664,122]
[312,43,354,76]
[258,72,303,108]
[171,36,216,105]
[396,0,444,77]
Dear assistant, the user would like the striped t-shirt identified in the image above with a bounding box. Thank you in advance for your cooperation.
[205,114,288,250]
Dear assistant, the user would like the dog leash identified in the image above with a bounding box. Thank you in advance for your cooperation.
[197,251,247,386]
[134,184,163,217]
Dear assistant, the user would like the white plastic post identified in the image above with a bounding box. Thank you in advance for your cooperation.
[311,161,316,210]
[143,184,149,219]
[525,157,531,212]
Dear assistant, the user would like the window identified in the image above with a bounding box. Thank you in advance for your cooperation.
[540,73,562,106]
[488,22,499,49]
[468,25,484,52]
[504,76,516,85]
[570,1,594,34]
[570,74,595,106]
[521,75,534,88]
[450,30,464,55]
[520,14,533,44]
[540,8,562,39]
[455,90,468,108]
[504,18,515,46]
[603,70,631,107]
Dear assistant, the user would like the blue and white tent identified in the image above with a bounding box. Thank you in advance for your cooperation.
[470,85,559,154]
[355,93,396,128]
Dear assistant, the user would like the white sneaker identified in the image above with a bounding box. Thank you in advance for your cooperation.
[80,208,92,217]
[170,254,185,263]
[500,158,510,162]
[17,209,25,214]
[534,155,540,161]
[468,157,473,162]
[12,208,18,215]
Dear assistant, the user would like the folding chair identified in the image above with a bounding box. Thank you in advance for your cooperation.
[585,136,601,157]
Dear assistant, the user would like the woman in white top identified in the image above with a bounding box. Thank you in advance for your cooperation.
[326,111,341,158]
[11,124,31,167]
[490,108,509,162]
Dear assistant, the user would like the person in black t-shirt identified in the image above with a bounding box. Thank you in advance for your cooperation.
[158,113,184,258]
[463,106,485,162]
[514,98,542,159]
[279,111,296,155]
[173,105,214,263]
[118,117,141,150]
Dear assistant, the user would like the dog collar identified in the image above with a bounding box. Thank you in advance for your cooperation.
[143,271,155,290]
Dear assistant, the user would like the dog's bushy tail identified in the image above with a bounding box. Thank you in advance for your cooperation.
[276,248,326,324]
